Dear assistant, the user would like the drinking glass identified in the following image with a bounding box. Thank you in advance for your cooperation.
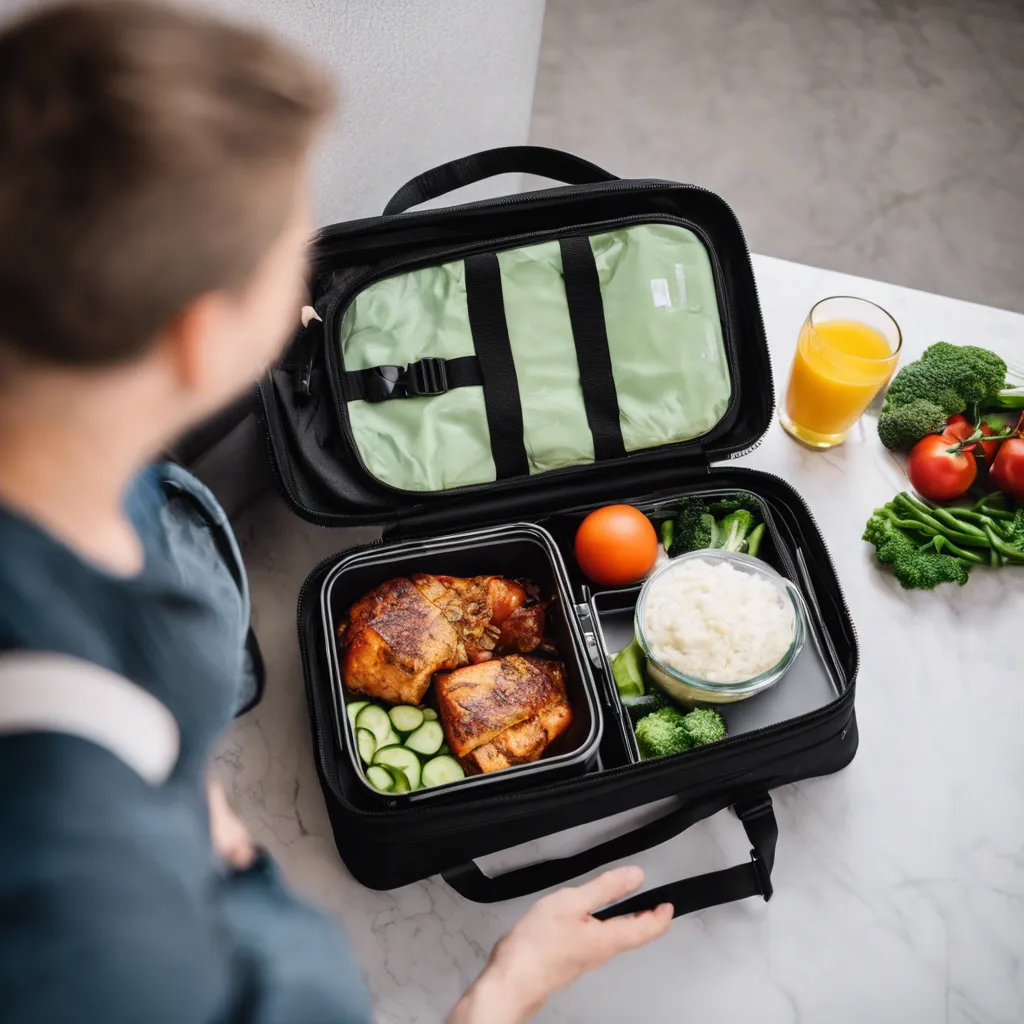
[780,296,902,449]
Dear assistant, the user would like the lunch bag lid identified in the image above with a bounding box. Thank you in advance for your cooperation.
[260,146,774,533]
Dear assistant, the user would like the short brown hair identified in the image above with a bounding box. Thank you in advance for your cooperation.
[0,0,333,367]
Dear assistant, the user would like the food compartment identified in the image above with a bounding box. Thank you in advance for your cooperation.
[547,489,846,763]
[319,524,603,802]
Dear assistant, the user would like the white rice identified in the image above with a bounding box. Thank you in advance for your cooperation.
[643,559,795,683]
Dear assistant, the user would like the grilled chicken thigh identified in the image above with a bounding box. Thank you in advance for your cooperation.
[338,575,545,705]
[339,576,460,705]
[435,655,572,774]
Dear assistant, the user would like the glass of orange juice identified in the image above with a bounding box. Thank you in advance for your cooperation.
[781,296,902,449]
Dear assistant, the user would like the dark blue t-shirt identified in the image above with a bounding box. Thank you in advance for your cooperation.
[0,466,372,1024]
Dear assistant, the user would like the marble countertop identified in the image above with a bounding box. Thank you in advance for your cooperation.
[214,254,1023,1024]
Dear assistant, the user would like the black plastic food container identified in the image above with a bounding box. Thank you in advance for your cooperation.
[319,522,604,803]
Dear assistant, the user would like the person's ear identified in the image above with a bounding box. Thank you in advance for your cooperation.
[163,291,233,392]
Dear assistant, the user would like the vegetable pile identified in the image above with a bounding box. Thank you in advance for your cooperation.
[661,493,766,559]
[611,612,728,759]
[863,492,1024,589]
[877,342,1024,453]
[864,341,1024,589]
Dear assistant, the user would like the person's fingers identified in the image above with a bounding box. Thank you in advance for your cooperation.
[225,834,255,870]
[208,779,254,869]
[595,902,674,953]
[570,865,646,913]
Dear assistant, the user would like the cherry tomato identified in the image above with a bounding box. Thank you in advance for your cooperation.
[942,413,1001,463]
[907,433,977,501]
[990,437,1024,504]
[574,505,658,586]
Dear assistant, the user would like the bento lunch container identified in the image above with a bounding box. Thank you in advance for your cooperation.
[635,550,807,705]
[319,522,604,803]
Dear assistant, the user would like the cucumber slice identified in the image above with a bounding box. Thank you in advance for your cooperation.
[421,756,465,788]
[421,708,438,721]
[346,700,370,728]
[372,744,421,790]
[366,765,394,792]
[438,743,450,756]
[355,727,377,765]
[381,729,402,748]
[355,705,392,745]
[388,705,424,734]
[385,764,411,793]
[404,721,444,756]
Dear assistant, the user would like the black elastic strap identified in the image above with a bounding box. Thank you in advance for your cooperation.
[442,792,776,919]
[341,356,482,403]
[383,145,617,216]
[558,236,627,461]
[463,252,530,479]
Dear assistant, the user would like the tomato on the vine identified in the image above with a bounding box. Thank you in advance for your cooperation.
[990,437,1024,504]
[907,433,977,501]
[942,413,1001,463]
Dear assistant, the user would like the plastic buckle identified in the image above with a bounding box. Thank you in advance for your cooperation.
[735,793,774,902]
[750,850,774,902]
[404,357,448,397]
[363,365,405,402]
[363,359,448,402]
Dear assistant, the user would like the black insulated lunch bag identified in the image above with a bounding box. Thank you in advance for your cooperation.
[258,146,859,920]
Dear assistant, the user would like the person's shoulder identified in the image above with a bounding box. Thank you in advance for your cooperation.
[0,725,228,1024]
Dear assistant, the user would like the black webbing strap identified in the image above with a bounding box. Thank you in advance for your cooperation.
[441,792,777,917]
[558,236,627,461]
[463,252,530,479]
[340,355,481,403]
[594,796,777,920]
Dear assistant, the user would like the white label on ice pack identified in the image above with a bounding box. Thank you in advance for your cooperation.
[650,277,671,308]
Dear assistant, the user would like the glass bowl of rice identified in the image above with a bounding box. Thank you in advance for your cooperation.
[635,550,806,704]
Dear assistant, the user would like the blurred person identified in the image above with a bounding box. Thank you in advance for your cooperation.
[0,3,672,1023]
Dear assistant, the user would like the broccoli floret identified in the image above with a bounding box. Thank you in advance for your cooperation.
[876,398,949,451]
[682,707,726,746]
[634,705,727,757]
[706,494,762,518]
[635,706,694,758]
[920,342,1007,408]
[877,342,1010,451]
[862,505,970,589]
[716,509,755,552]
[669,499,718,555]
[882,364,966,417]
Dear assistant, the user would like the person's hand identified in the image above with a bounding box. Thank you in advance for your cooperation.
[207,778,255,870]
[448,866,672,1024]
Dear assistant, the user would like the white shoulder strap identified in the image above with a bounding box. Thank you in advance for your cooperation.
[0,652,180,784]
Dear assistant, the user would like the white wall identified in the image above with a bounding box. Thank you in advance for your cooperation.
[204,0,548,225]
[0,0,548,225]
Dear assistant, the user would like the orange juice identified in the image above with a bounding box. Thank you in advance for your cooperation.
[782,316,899,448]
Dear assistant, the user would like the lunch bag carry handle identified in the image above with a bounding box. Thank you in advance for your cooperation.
[382,145,618,216]
[441,792,776,920]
